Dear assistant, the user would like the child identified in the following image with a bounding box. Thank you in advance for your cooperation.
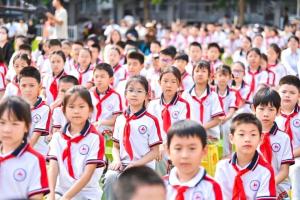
[186,42,202,75]
[90,43,102,68]
[276,75,300,199]
[206,42,223,78]
[47,86,105,199]
[254,87,294,198]
[231,61,252,114]
[174,53,194,92]
[215,113,276,199]
[42,50,67,105]
[19,67,51,156]
[107,46,126,88]
[0,96,49,199]
[213,65,239,156]
[91,63,123,134]
[70,48,94,88]
[182,60,224,141]
[104,75,162,200]
[4,53,30,97]
[165,119,222,199]
[61,40,73,74]
[52,75,79,133]
[69,41,84,69]
[114,166,166,200]
[244,48,268,96]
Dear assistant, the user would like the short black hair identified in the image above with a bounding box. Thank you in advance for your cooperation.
[127,51,144,64]
[49,39,62,48]
[193,60,211,75]
[59,75,79,85]
[189,42,202,50]
[253,87,281,111]
[116,41,126,49]
[19,66,41,84]
[19,43,32,53]
[94,63,114,78]
[167,120,207,148]
[160,46,177,59]
[159,66,181,84]
[207,42,221,52]
[230,113,262,135]
[175,53,189,63]
[288,35,299,44]
[279,75,300,92]
[151,40,161,47]
[90,43,101,52]
[114,166,165,200]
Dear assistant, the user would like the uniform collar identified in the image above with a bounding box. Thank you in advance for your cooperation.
[168,167,206,187]
[0,139,28,158]
[189,84,210,98]
[95,87,112,96]
[32,97,44,110]
[267,123,278,136]
[230,150,259,171]
[62,120,91,138]
[161,93,179,106]
[125,106,147,119]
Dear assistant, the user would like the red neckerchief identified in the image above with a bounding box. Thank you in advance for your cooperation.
[77,65,91,84]
[173,185,189,200]
[259,123,278,164]
[94,87,114,121]
[161,93,179,133]
[281,105,299,141]
[247,67,260,99]
[190,85,210,124]
[123,107,146,160]
[49,70,66,100]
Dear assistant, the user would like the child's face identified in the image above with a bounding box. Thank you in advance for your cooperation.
[50,54,64,76]
[131,185,166,200]
[260,59,267,70]
[108,49,121,66]
[215,72,231,87]
[159,54,173,70]
[127,58,143,77]
[49,45,61,54]
[62,44,71,57]
[160,72,179,97]
[125,81,147,108]
[64,96,92,125]
[189,46,202,62]
[14,59,28,75]
[193,67,209,85]
[232,63,245,83]
[19,77,41,103]
[168,135,207,179]
[267,47,278,63]
[150,43,160,54]
[207,47,220,61]
[78,50,91,67]
[90,47,99,61]
[57,82,75,100]
[174,59,187,72]
[230,123,261,156]
[0,110,28,148]
[71,44,82,60]
[93,69,112,90]
[278,84,300,109]
[255,103,278,129]
[247,51,260,68]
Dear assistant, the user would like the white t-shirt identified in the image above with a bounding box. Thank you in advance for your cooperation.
[54,8,68,39]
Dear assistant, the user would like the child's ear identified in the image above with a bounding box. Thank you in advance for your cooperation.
[109,77,114,84]
[202,145,208,157]
[229,133,234,145]
[251,104,255,113]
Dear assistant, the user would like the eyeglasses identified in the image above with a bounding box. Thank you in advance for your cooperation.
[126,89,147,95]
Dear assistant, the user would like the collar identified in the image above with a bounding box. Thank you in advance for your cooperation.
[161,93,179,106]
[248,66,261,74]
[189,84,210,98]
[281,104,300,116]
[62,120,91,138]
[267,122,278,136]
[168,167,206,187]
[181,71,188,78]
[53,69,65,79]
[124,106,147,119]
[230,150,259,171]
[77,64,91,74]
[0,140,28,158]
[95,87,111,96]
[113,64,122,72]
[217,86,230,98]
[32,97,44,110]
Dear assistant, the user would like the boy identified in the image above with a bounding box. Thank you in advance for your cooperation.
[91,63,123,134]
[69,41,83,69]
[215,113,276,199]
[165,119,222,199]
[186,42,202,75]
[113,166,166,200]
[19,67,51,156]
[206,42,223,78]
[254,87,294,198]
[90,43,102,68]
[174,53,194,92]
[182,60,224,140]
[276,75,300,199]
[52,75,79,133]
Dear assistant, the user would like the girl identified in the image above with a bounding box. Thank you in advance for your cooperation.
[42,50,67,105]
[232,36,252,66]
[244,48,268,97]
[147,66,190,175]
[231,61,252,114]
[47,86,105,200]
[107,46,126,88]
[0,96,49,199]
[4,53,30,97]
[70,48,94,88]
[104,75,162,200]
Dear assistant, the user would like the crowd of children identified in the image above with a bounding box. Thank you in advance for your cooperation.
[1,21,300,200]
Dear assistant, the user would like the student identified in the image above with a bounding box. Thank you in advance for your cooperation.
[42,50,67,105]
[69,41,83,69]
[70,48,94,88]
[165,119,222,200]
[61,40,73,74]
[47,86,105,199]
[253,87,294,198]
[52,75,79,133]
[276,75,300,199]
[186,42,202,75]
[0,96,49,199]
[19,67,51,156]
[244,48,268,96]
[205,42,223,78]
[104,75,162,200]
[91,63,122,134]
[107,46,126,88]
[182,60,224,141]
[232,36,252,66]
[90,43,102,68]
[113,166,166,200]
[215,113,276,199]
[4,53,30,97]
[213,65,239,156]
[231,61,252,114]
[174,53,194,92]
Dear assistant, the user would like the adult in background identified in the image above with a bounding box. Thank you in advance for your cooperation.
[0,26,14,66]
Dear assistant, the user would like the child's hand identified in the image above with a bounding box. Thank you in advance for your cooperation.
[156,144,165,161]
[108,161,122,171]
[219,116,226,124]
[124,161,138,170]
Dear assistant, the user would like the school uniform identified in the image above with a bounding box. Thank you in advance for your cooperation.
[180,71,194,92]
[70,65,94,86]
[244,67,268,96]
[112,64,126,88]
[209,59,223,77]
[47,121,105,199]
[43,70,67,105]
[90,87,123,133]
[182,85,225,139]
[231,81,252,114]
[258,123,294,197]
[3,77,21,97]
[266,63,288,87]
[52,106,66,130]
[30,97,51,156]
[215,151,277,200]
[0,141,49,199]
[115,79,128,109]
[165,167,223,200]
[147,93,190,142]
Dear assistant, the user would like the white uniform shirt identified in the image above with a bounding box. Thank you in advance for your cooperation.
[52,106,66,130]
[70,65,94,86]
[112,64,126,88]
